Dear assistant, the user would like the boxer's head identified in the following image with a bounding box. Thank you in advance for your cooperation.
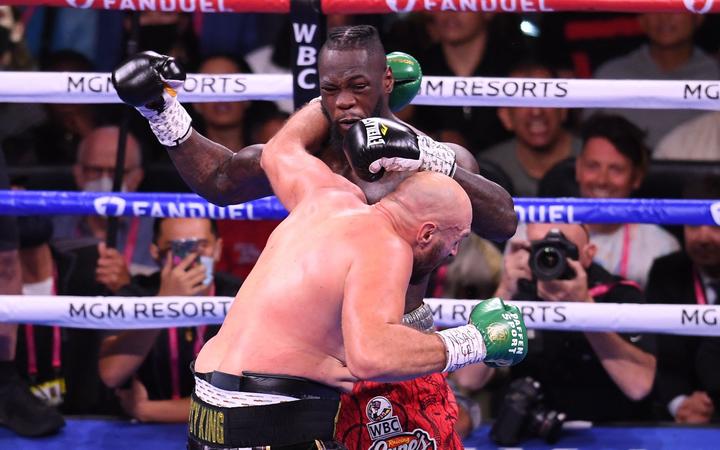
[381,172,472,283]
[319,25,393,150]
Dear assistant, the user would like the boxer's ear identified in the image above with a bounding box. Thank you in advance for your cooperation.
[417,222,438,248]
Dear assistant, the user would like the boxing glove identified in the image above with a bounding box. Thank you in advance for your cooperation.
[387,51,422,112]
[437,298,528,371]
[343,117,456,182]
[112,51,192,147]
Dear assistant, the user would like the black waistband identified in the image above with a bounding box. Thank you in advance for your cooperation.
[189,374,340,448]
[194,369,340,401]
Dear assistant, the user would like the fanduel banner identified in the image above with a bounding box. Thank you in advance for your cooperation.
[5,0,718,13]
[2,191,720,225]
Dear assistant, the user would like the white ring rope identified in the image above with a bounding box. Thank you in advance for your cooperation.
[1,72,719,110]
[0,295,717,336]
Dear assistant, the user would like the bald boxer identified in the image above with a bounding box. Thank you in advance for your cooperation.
[112,25,520,449]
[184,104,525,449]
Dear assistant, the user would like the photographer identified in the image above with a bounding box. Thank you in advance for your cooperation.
[494,222,656,423]
[98,217,241,423]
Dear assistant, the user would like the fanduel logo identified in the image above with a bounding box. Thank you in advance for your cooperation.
[65,0,94,8]
[711,202,720,225]
[93,196,127,217]
[683,0,714,13]
[386,0,417,12]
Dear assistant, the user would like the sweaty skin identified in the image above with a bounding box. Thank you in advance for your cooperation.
[194,105,472,392]
[166,47,515,312]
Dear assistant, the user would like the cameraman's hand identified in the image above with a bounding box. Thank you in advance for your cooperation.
[96,242,132,293]
[537,258,593,303]
[495,240,532,299]
[157,251,208,297]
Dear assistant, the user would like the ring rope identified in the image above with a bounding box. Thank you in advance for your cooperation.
[0,295,717,336]
[1,72,719,111]
[3,0,719,14]
[2,190,719,226]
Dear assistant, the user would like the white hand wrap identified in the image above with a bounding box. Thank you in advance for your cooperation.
[138,98,192,147]
[436,325,487,373]
[417,135,457,177]
[136,77,192,147]
[369,135,457,177]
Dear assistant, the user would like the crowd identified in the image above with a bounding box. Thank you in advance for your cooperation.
[0,5,719,445]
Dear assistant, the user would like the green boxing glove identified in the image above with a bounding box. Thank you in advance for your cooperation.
[387,51,422,112]
[437,298,528,372]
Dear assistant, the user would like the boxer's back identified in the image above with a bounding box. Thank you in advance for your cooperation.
[195,188,406,390]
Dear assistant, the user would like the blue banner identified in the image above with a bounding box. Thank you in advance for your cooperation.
[1,190,719,225]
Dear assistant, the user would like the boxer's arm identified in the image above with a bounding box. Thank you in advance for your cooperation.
[342,240,448,381]
[261,102,361,211]
[169,135,272,206]
[447,143,517,241]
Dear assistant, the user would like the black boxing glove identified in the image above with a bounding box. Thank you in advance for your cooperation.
[112,51,192,147]
[343,118,457,182]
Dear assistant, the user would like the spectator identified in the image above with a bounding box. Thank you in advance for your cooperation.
[647,177,720,424]
[413,11,528,153]
[53,125,156,287]
[0,8,46,163]
[494,222,656,422]
[193,55,253,151]
[3,50,101,167]
[0,151,64,437]
[654,111,720,161]
[588,12,720,148]
[574,114,680,288]
[98,217,241,423]
[480,60,582,197]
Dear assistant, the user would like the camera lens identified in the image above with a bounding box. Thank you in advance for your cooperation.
[531,246,567,281]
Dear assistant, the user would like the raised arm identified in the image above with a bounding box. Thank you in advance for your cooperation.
[260,101,361,211]
[112,52,331,206]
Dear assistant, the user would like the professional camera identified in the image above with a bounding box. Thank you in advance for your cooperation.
[528,229,579,281]
[490,377,566,446]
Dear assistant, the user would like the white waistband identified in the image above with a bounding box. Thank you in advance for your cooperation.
[193,376,299,408]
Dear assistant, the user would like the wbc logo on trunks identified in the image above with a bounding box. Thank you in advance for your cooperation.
[365,396,437,450]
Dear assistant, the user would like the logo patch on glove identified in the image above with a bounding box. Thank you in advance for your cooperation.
[363,119,389,147]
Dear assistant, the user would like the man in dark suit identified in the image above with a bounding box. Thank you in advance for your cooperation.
[646,177,720,424]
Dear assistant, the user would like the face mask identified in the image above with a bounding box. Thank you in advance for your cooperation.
[199,255,215,287]
[82,176,127,193]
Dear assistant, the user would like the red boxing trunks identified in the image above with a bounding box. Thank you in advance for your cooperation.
[335,373,463,450]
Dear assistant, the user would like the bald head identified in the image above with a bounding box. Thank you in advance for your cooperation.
[74,126,143,192]
[384,171,472,231]
[380,171,472,283]
[77,126,142,168]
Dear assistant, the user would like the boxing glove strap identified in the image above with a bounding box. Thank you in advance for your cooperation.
[436,325,486,373]
[142,99,193,147]
[417,135,457,177]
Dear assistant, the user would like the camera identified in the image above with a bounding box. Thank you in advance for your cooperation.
[528,229,579,281]
[490,377,566,446]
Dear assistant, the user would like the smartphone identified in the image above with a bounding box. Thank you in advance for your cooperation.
[170,238,200,267]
